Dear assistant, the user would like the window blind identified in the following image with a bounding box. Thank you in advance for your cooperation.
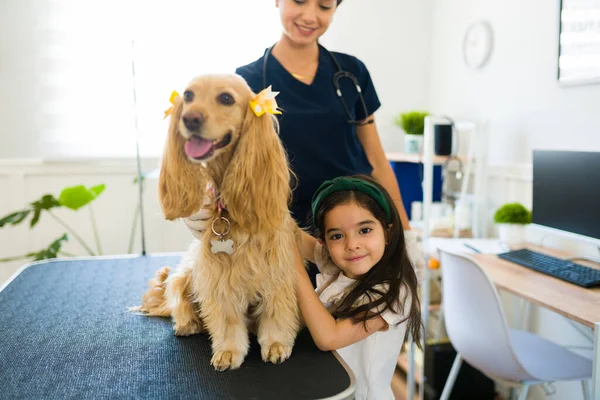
[36,0,280,159]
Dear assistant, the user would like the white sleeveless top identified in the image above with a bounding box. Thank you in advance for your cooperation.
[316,272,409,400]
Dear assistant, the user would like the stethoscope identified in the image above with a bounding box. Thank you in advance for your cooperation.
[262,44,374,126]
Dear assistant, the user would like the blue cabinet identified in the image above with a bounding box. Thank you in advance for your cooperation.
[391,161,443,220]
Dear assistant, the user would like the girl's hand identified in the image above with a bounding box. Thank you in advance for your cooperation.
[313,242,341,275]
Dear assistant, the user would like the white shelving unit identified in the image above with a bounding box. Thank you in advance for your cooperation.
[405,116,488,400]
[386,152,463,166]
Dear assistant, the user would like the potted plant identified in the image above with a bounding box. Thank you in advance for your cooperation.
[394,111,429,154]
[0,184,107,262]
[493,202,532,245]
[0,180,146,263]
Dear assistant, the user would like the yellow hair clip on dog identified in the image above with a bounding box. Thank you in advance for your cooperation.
[163,90,180,120]
[250,86,282,117]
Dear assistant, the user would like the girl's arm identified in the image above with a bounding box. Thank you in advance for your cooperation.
[294,246,388,351]
[299,231,317,264]
[356,115,411,230]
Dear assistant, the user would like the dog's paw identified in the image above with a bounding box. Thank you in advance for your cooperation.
[211,350,244,371]
[261,342,292,364]
[173,321,204,336]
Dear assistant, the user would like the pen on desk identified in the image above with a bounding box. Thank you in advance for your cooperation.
[463,243,481,253]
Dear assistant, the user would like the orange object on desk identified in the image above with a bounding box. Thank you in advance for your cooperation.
[429,258,440,269]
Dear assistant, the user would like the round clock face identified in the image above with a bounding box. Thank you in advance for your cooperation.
[463,21,494,69]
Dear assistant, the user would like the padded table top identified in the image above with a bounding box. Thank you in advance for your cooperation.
[0,255,354,399]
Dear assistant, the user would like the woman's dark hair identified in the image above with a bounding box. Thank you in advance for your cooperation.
[337,0,343,4]
[311,174,422,346]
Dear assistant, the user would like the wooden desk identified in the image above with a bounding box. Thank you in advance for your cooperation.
[0,255,355,400]
[470,245,600,328]
[468,244,600,399]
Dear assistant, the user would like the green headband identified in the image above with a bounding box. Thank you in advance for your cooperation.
[311,177,392,223]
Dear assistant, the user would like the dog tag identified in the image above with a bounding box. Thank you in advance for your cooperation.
[210,216,233,254]
[210,238,234,255]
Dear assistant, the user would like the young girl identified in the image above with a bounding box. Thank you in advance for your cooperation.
[295,175,422,400]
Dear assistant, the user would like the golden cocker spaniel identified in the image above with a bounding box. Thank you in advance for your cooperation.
[135,74,301,371]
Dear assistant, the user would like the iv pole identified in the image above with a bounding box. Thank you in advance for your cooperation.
[130,40,147,256]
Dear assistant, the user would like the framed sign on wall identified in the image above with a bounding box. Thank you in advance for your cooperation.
[557,0,600,85]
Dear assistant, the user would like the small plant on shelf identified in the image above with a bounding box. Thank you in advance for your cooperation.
[493,203,532,224]
[394,111,429,154]
[394,111,430,135]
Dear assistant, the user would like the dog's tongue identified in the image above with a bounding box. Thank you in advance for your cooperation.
[184,136,212,159]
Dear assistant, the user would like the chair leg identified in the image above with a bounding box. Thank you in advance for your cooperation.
[517,383,530,400]
[582,380,591,400]
[440,353,462,400]
[434,306,444,342]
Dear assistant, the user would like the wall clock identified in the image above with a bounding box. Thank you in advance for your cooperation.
[463,21,494,69]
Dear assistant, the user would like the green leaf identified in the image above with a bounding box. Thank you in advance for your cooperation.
[31,194,61,211]
[59,184,104,210]
[0,255,27,262]
[0,210,31,228]
[24,250,46,261]
[30,208,42,228]
[28,194,60,227]
[23,234,69,261]
[89,184,106,198]
[47,233,69,256]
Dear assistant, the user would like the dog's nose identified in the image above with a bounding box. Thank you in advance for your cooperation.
[182,111,205,132]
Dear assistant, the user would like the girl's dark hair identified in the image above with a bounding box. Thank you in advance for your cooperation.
[312,174,422,346]
[337,0,343,4]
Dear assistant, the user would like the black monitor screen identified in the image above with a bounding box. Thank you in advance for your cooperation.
[533,150,600,241]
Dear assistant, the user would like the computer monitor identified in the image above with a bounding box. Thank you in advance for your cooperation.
[532,150,600,245]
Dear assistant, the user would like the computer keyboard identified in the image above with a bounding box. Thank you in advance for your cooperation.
[498,248,600,288]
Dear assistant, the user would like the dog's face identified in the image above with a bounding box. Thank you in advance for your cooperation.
[160,73,291,230]
[177,75,251,163]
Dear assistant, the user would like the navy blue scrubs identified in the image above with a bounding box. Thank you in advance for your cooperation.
[236,44,381,229]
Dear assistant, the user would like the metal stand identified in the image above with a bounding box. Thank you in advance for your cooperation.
[130,41,147,256]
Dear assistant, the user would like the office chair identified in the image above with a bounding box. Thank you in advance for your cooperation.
[438,250,592,400]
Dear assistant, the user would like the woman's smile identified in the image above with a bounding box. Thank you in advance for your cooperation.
[295,23,317,36]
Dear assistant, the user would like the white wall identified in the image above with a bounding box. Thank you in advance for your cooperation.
[323,0,433,153]
[430,0,600,165]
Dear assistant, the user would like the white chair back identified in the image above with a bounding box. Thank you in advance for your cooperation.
[439,250,533,382]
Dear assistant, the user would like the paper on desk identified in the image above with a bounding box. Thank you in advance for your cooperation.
[426,238,509,258]
[462,240,509,254]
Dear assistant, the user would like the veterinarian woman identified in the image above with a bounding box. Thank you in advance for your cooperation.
[185,0,423,282]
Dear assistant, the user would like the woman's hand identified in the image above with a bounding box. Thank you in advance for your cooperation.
[183,196,213,240]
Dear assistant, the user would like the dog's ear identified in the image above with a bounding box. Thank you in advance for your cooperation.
[159,99,207,220]
[220,109,291,233]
